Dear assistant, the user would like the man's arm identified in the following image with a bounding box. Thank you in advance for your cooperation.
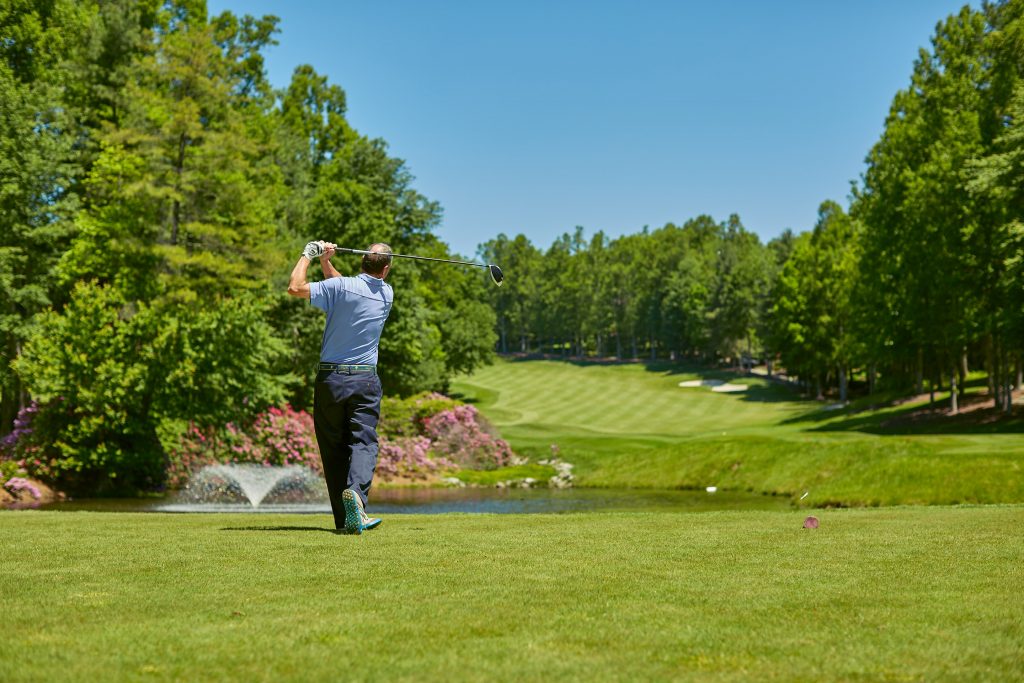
[287,256,312,299]
[320,242,342,278]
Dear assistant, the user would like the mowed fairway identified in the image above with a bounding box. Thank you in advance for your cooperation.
[452,359,1024,506]
[2,508,1023,682]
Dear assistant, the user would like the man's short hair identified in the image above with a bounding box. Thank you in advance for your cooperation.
[361,243,393,276]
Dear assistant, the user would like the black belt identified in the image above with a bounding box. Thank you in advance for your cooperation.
[319,363,377,374]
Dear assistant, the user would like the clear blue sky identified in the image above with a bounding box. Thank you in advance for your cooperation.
[208,0,974,257]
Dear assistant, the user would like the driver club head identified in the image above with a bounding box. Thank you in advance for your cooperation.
[488,264,504,287]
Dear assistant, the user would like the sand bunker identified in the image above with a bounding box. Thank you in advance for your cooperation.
[678,379,746,392]
[678,379,725,387]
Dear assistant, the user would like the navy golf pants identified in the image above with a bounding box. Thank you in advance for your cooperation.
[313,370,382,529]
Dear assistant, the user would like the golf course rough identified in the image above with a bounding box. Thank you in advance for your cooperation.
[1,507,1022,681]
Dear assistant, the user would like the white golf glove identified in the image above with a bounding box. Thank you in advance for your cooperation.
[302,241,324,260]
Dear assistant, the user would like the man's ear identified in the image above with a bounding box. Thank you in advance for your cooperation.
[381,264,391,279]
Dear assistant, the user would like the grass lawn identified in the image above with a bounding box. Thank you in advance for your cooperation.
[2,507,1023,682]
[451,359,1024,506]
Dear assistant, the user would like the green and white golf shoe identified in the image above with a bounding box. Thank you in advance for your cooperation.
[342,488,382,534]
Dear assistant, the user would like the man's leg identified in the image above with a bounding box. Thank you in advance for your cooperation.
[313,372,354,530]
[345,373,383,509]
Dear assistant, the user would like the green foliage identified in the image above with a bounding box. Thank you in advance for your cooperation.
[484,216,774,364]
[1,1,497,495]
[378,391,463,439]
[14,281,289,492]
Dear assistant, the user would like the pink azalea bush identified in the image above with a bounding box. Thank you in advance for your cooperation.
[421,404,514,470]
[165,392,517,487]
[376,435,456,480]
[3,477,42,500]
[166,404,321,488]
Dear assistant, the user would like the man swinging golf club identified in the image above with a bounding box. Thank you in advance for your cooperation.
[287,240,394,534]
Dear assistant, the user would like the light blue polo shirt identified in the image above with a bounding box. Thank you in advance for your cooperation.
[309,273,394,365]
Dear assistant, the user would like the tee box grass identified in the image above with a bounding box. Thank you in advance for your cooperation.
[2,507,1022,682]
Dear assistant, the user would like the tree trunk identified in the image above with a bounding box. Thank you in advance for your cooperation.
[986,335,996,405]
[500,318,507,354]
[649,337,656,361]
[838,362,848,403]
[172,132,187,246]
[1004,350,1013,414]
[915,348,924,395]
[950,367,958,414]
[815,374,824,401]
[615,332,622,360]
[959,350,968,399]
[1016,352,1022,390]
[631,335,637,360]
[868,363,876,395]
[767,357,774,379]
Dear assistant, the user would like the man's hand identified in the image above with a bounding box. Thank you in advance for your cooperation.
[302,241,324,260]
[321,242,336,260]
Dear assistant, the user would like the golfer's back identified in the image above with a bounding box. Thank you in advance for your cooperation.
[309,273,393,365]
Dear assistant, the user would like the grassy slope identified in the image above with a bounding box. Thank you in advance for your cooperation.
[451,359,1024,505]
[2,509,1022,682]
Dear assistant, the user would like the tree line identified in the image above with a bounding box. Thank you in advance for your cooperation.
[483,1,1024,412]
[0,0,495,488]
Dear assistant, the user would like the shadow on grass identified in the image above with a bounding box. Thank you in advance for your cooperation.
[781,395,1024,435]
[220,525,341,534]
[737,384,803,404]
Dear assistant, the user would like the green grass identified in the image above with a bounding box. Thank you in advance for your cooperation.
[452,463,557,486]
[451,359,1024,506]
[2,509,1023,682]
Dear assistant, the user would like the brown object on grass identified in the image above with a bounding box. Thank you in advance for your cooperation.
[803,516,819,529]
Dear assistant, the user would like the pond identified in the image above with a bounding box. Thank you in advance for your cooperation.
[35,487,797,515]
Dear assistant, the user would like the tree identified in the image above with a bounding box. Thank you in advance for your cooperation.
[0,0,94,432]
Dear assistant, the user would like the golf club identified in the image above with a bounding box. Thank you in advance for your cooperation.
[336,247,504,287]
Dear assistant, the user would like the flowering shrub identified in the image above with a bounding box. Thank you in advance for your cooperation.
[225,406,320,471]
[0,401,59,482]
[166,405,321,488]
[379,392,461,438]
[163,394,517,488]
[377,435,455,480]
[422,404,514,470]
[3,477,42,500]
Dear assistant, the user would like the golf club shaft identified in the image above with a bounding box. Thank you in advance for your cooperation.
[336,247,489,269]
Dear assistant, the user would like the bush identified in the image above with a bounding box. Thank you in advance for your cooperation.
[377,435,455,480]
[378,392,462,438]
[165,393,517,487]
[166,405,320,488]
[421,404,514,470]
[14,282,290,493]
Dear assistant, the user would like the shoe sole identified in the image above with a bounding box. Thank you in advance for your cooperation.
[342,489,363,535]
[363,518,382,531]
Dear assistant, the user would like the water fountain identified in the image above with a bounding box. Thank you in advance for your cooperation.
[161,463,330,512]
